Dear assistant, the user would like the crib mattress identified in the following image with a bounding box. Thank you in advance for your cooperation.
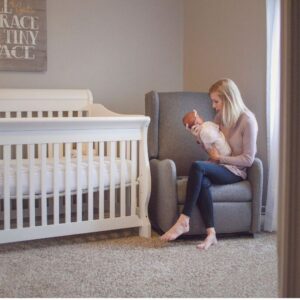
[0,156,132,198]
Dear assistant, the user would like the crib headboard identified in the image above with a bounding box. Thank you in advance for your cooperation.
[0,89,93,118]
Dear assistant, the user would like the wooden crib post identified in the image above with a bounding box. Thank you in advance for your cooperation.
[28,144,35,228]
[88,142,94,221]
[131,140,137,217]
[41,144,47,226]
[120,141,126,218]
[98,141,104,220]
[138,128,151,238]
[65,143,71,223]
[53,143,60,225]
[16,144,23,229]
[109,141,116,219]
[3,145,11,230]
[76,142,82,222]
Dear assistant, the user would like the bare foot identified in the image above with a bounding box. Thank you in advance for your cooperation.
[197,229,217,250]
[160,215,190,241]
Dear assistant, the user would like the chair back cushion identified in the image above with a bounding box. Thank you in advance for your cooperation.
[145,91,215,175]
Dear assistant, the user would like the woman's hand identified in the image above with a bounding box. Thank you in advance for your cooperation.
[189,124,201,137]
[207,146,220,162]
[186,124,202,144]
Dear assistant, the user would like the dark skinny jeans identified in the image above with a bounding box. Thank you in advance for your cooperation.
[182,161,243,228]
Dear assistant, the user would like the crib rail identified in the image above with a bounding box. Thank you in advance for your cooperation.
[0,110,88,118]
[0,89,93,112]
[0,116,151,243]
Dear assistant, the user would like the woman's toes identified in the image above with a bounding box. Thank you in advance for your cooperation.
[160,222,189,242]
[196,235,217,250]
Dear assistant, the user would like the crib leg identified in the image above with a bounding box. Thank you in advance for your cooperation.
[139,220,151,238]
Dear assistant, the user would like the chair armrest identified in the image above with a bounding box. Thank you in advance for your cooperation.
[149,158,179,233]
[247,157,263,233]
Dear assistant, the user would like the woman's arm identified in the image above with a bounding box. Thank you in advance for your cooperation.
[218,115,258,167]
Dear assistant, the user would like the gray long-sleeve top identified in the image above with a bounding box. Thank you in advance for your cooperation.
[214,110,258,179]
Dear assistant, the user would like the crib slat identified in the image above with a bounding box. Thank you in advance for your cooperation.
[53,144,59,225]
[88,142,93,221]
[58,111,63,156]
[37,145,41,159]
[48,144,53,158]
[107,143,111,157]
[94,142,99,155]
[36,112,43,159]
[47,110,53,158]
[120,141,126,217]
[131,140,137,216]
[16,144,23,228]
[3,145,11,230]
[126,141,131,160]
[76,143,82,222]
[41,144,47,226]
[65,143,71,223]
[99,142,104,219]
[28,144,35,227]
[109,141,116,218]
[59,145,64,158]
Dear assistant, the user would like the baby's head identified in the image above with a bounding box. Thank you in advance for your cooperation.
[182,110,204,129]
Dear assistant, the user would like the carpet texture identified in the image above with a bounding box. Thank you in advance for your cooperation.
[0,230,277,298]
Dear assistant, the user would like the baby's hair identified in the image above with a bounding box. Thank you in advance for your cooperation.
[182,110,197,129]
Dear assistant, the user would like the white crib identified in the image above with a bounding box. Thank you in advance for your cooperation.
[0,89,151,244]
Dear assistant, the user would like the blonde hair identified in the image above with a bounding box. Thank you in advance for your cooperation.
[209,78,248,128]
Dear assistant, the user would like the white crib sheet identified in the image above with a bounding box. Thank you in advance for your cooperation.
[0,156,132,198]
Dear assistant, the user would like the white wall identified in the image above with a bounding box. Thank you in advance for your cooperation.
[183,0,268,206]
[0,0,183,114]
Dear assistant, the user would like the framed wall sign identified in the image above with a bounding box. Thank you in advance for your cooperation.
[0,0,47,72]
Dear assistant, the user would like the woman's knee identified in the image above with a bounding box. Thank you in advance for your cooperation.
[190,161,209,174]
[201,177,212,189]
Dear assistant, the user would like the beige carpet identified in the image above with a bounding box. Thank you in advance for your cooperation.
[0,230,277,298]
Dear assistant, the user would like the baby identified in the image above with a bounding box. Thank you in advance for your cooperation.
[182,110,231,156]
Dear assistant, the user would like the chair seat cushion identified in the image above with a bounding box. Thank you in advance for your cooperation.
[176,176,252,204]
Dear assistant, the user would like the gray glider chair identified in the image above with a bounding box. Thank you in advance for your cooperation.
[145,91,263,236]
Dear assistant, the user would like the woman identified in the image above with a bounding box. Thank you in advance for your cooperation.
[160,78,258,250]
